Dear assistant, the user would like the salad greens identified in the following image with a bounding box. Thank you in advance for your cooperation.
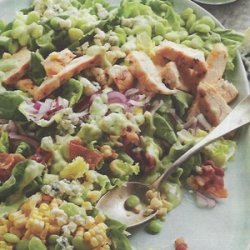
[0,0,243,249]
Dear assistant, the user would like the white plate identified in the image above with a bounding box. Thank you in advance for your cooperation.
[0,0,249,249]
[193,0,238,5]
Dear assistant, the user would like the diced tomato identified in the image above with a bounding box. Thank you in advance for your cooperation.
[32,147,52,165]
[175,238,188,250]
[0,153,24,181]
[69,140,103,169]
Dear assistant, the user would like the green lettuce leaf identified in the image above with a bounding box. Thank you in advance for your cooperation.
[26,51,46,86]
[61,78,84,107]
[0,160,44,202]
[0,131,9,153]
[202,138,236,167]
[0,90,26,120]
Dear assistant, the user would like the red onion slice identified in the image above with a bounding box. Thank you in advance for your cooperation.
[124,88,139,97]
[197,114,212,131]
[107,91,128,104]
[9,132,39,149]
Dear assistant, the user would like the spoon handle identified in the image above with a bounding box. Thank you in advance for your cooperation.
[151,95,250,189]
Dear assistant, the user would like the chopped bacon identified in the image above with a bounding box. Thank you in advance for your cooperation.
[175,238,188,250]
[0,153,25,181]
[68,140,103,169]
[31,147,52,165]
[187,160,227,198]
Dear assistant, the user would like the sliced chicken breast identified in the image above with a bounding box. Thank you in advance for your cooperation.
[108,65,134,92]
[126,51,176,95]
[3,47,31,86]
[160,61,190,92]
[197,83,231,126]
[214,79,238,103]
[42,48,76,77]
[202,43,228,84]
[155,41,207,75]
[33,55,99,101]
[16,79,37,96]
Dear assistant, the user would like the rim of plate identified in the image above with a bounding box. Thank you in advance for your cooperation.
[193,0,239,5]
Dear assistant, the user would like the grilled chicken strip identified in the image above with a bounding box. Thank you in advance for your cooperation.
[126,51,176,95]
[33,55,99,101]
[155,40,207,75]
[197,83,231,126]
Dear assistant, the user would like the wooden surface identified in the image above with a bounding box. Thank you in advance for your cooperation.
[197,0,250,31]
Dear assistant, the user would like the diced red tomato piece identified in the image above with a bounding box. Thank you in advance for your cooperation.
[31,147,52,165]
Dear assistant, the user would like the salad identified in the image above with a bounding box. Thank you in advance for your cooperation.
[0,0,245,249]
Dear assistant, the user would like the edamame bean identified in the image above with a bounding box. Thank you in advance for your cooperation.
[8,40,19,54]
[72,236,91,250]
[30,24,44,39]
[153,35,163,45]
[28,237,46,250]
[3,233,20,244]
[146,219,163,234]
[195,24,211,34]
[68,28,84,42]
[48,235,59,245]
[124,195,140,210]
[181,40,192,47]
[165,31,180,43]
[199,16,216,29]
[26,11,40,25]
[0,20,6,31]
[190,36,204,49]
[154,22,167,36]
[0,36,11,47]
[18,33,30,46]
[69,196,84,206]
[186,13,196,30]
[15,239,30,250]
[181,8,194,21]
[12,26,27,39]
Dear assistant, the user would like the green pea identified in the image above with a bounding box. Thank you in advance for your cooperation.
[72,236,91,250]
[146,219,163,235]
[15,239,30,250]
[124,195,140,210]
[29,237,46,250]
[186,14,196,30]
[199,16,216,29]
[194,24,211,34]
[3,233,20,244]
[68,28,84,42]
[50,17,61,30]
[181,8,194,21]
[48,245,56,250]
[48,235,59,245]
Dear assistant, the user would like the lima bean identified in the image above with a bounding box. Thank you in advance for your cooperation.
[199,16,216,29]
[181,8,194,21]
[186,14,197,30]
[3,233,20,244]
[29,237,46,250]
[15,239,30,250]
[195,24,211,34]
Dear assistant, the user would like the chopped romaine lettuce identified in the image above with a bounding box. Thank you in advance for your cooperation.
[0,131,9,153]
[202,138,236,167]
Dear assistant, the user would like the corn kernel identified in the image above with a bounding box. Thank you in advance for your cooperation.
[84,231,91,241]
[39,203,50,212]
[95,213,106,223]
[90,237,99,248]
[82,201,93,211]
[87,191,101,203]
[149,197,162,210]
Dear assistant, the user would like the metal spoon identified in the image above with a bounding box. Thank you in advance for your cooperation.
[96,95,250,228]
